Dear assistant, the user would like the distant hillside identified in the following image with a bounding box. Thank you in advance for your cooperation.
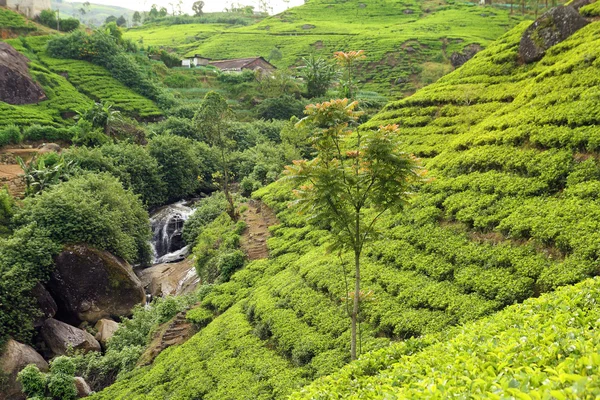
[91,11,600,399]
[0,35,161,127]
[124,0,525,97]
[50,0,138,27]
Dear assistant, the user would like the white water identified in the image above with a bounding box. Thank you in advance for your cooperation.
[149,201,195,264]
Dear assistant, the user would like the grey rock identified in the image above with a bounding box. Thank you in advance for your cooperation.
[519,6,588,64]
[40,318,101,357]
[0,339,48,400]
[0,43,46,105]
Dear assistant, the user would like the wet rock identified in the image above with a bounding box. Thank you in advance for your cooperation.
[40,318,101,357]
[94,319,119,346]
[32,283,57,328]
[0,43,46,105]
[137,258,197,297]
[519,6,588,64]
[74,377,92,398]
[48,244,146,324]
[0,339,48,400]
[450,43,483,68]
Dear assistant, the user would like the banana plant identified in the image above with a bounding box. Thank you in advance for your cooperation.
[17,155,78,196]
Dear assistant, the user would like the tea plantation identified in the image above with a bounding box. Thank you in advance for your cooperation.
[90,15,600,399]
[0,29,161,127]
[124,0,524,96]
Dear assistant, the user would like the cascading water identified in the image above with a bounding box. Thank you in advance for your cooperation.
[149,201,195,264]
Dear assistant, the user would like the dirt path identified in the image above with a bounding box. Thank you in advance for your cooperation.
[0,146,41,197]
[240,200,278,260]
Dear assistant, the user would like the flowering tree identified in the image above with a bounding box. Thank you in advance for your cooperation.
[285,99,426,360]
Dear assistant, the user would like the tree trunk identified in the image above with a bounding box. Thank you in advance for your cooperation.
[220,146,236,221]
[351,248,360,360]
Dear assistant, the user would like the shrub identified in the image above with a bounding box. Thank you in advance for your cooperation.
[0,187,14,237]
[182,192,229,245]
[59,18,80,32]
[17,365,46,398]
[23,125,75,142]
[0,125,22,146]
[148,134,201,202]
[256,95,305,120]
[14,173,151,265]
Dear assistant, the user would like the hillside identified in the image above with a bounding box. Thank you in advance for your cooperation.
[0,34,161,127]
[50,0,138,27]
[124,0,524,96]
[90,14,600,400]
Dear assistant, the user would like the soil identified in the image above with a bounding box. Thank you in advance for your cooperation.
[240,200,278,260]
[0,146,40,198]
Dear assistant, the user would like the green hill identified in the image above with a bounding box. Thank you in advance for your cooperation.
[90,13,600,400]
[50,0,138,27]
[0,34,161,127]
[124,0,525,97]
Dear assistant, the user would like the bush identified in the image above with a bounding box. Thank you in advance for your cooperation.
[256,95,305,120]
[153,116,197,139]
[0,225,60,348]
[0,187,14,237]
[14,173,151,265]
[0,125,22,146]
[17,365,46,398]
[182,192,229,245]
[23,125,74,142]
[148,134,201,202]
[59,18,80,32]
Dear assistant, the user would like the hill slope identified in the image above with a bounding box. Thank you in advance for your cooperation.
[124,0,524,96]
[91,14,600,400]
[0,34,161,127]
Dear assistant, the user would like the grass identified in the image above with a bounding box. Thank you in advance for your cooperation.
[0,7,37,33]
[124,0,527,97]
[92,12,600,400]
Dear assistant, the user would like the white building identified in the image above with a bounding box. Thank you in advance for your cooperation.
[181,59,192,68]
[1,0,51,18]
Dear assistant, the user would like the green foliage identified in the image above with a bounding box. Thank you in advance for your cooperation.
[47,30,163,103]
[182,192,229,245]
[15,173,151,265]
[17,365,46,398]
[299,54,337,99]
[0,187,14,237]
[192,213,246,283]
[580,0,600,16]
[147,134,201,202]
[38,9,80,32]
[0,225,60,348]
[256,95,305,120]
[0,124,23,147]
[22,125,75,142]
[18,153,77,196]
[0,8,36,32]
[294,277,600,398]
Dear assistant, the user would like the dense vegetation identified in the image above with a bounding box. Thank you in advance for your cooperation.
[89,15,600,399]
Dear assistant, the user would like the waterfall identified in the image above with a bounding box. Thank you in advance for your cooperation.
[150,201,195,264]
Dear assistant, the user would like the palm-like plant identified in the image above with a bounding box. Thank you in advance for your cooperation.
[299,54,338,99]
[77,102,123,137]
[17,155,77,196]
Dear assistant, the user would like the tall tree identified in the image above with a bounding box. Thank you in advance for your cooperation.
[285,99,425,360]
[194,92,237,219]
[299,54,338,98]
[132,11,141,25]
[334,50,366,99]
[192,0,204,16]
[116,15,127,27]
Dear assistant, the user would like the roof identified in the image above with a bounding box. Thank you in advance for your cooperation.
[208,57,276,71]
[193,55,211,59]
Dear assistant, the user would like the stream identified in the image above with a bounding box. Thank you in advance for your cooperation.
[149,201,195,264]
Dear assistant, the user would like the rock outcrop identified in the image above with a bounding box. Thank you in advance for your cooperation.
[94,319,119,346]
[519,6,588,64]
[0,43,46,105]
[137,258,198,297]
[450,44,482,68]
[48,244,146,324]
[40,318,101,357]
[32,283,58,328]
[74,377,92,398]
[0,339,48,400]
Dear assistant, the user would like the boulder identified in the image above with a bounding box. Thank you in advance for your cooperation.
[0,43,46,105]
[37,143,62,154]
[74,377,92,398]
[137,258,197,297]
[0,339,48,400]
[519,6,588,64]
[40,318,101,357]
[94,319,119,346]
[48,244,146,323]
[32,283,57,328]
[450,44,483,68]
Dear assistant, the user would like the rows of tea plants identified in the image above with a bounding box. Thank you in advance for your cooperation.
[293,276,600,398]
